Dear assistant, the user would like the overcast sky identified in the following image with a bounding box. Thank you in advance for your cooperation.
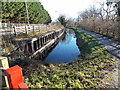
[39,0,106,21]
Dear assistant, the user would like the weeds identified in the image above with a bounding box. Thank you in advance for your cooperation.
[24,28,115,88]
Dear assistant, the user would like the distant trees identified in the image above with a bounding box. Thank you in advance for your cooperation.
[118,1,120,16]
[57,15,67,27]
[117,1,120,42]
[1,2,51,24]
[66,18,77,27]
[77,0,120,42]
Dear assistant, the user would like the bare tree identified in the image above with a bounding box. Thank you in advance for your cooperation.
[98,1,116,21]
[117,1,120,42]
[77,0,119,42]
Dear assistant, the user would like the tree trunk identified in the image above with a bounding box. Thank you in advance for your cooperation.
[118,1,120,42]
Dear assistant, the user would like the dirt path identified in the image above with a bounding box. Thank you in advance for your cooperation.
[79,28,120,88]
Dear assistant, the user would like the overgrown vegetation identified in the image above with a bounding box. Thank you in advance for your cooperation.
[2,1,51,24]
[23,28,115,88]
[76,1,120,42]
[58,15,67,27]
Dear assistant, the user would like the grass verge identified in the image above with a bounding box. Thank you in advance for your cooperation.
[24,27,116,88]
[12,27,63,41]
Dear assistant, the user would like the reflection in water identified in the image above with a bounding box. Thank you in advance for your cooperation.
[44,29,80,64]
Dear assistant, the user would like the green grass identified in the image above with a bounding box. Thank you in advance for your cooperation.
[12,27,63,41]
[24,27,115,88]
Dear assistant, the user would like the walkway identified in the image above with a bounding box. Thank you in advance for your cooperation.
[79,28,120,88]
[80,29,120,59]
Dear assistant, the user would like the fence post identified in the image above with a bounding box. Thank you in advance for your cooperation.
[0,57,9,89]
[0,68,1,90]
[33,25,34,34]
[13,26,16,36]
[46,25,47,30]
[39,25,40,32]
[118,1,120,42]
[25,25,28,34]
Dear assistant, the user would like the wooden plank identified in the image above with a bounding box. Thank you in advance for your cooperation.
[30,31,64,58]
[0,57,9,89]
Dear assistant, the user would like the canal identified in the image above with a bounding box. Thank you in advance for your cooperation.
[44,29,80,64]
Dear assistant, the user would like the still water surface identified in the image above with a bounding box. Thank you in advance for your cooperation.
[44,29,80,64]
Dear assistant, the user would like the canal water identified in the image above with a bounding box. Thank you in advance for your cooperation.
[44,29,80,64]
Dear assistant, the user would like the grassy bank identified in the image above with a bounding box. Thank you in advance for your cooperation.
[24,28,115,88]
[12,27,64,41]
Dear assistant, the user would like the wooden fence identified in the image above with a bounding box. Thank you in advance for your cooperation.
[0,23,63,35]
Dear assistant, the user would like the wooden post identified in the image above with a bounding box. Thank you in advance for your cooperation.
[46,25,47,30]
[25,25,28,34]
[27,42,32,53]
[0,57,9,89]
[39,25,40,32]
[35,41,37,50]
[44,37,46,45]
[33,25,34,34]
[0,57,9,68]
[118,1,120,42]
[31,41,34,53]
[13,26,16,36]
[41,37,44,46]
[37,39,39,49]
[39,38,41,48]
[0,68,1,90]
[118,23,120,42]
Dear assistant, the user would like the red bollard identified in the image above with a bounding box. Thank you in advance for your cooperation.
[5,65,28,90]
